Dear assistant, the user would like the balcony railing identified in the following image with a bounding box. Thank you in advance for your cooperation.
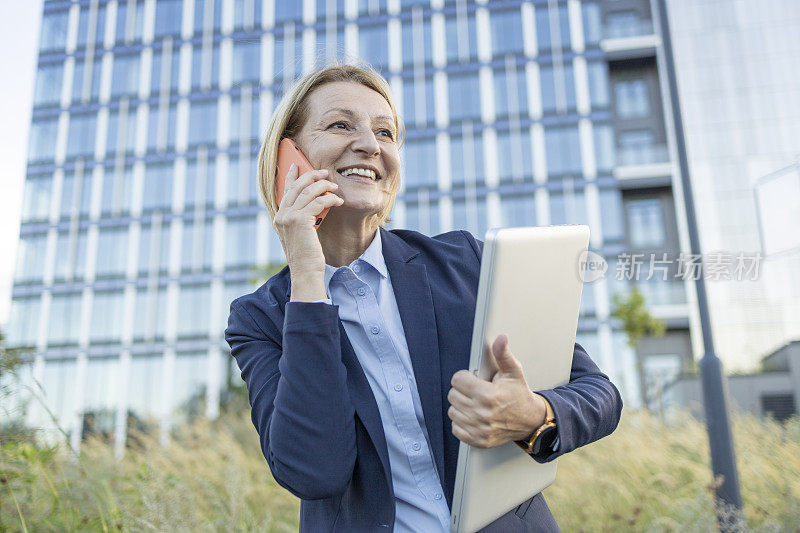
[603,19,655,40]
[616,143,670,167]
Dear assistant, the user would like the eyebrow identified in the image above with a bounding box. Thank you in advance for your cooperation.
[320,108,395,126]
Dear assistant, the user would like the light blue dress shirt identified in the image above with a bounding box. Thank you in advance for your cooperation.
[315,229,450,532]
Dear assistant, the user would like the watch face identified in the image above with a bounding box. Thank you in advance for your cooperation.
[531,425,558,455]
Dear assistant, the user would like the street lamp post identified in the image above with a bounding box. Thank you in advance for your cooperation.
[653,0,744,528]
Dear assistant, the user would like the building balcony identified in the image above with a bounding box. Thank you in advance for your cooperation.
[613,143,673,182]
[601,20,659,60]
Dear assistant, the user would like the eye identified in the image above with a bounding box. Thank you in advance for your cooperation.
[377,129,394,139]
[329,121,349,130]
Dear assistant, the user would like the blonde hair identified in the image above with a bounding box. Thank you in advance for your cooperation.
[257,62,405,226]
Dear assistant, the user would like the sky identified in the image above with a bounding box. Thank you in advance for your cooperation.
[0,0,43,327]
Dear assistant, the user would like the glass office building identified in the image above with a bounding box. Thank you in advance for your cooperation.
[7,0,691,451]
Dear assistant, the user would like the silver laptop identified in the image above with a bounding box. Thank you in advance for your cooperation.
[450,225,590,533]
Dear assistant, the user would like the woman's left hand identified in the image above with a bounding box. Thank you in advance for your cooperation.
[447,334,547,448]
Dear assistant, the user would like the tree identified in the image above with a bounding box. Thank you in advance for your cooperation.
[611,288,666,411]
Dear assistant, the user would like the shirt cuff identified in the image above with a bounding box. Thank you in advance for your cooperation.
[313,298,333,305]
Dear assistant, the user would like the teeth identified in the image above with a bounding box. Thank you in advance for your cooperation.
[341,167,378,180]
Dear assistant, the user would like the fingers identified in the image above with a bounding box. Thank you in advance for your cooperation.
[280,167,332,210]
[292,178,340,212]
[491,334,524,378]
[298,192,344,218]
[447,386,473,410]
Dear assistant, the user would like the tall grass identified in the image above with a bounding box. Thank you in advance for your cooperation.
[1,409,798,532]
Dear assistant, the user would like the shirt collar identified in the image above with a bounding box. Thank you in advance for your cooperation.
[323,229,388,294]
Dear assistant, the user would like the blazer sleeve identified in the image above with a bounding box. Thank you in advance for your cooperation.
[459,230,623,463]
[225,298,357,499]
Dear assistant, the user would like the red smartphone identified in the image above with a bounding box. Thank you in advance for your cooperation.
[275,138,331,229]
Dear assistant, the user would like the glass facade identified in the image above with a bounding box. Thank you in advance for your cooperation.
[7,0,689,448]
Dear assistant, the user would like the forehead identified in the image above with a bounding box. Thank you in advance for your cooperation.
[305,81,394,120]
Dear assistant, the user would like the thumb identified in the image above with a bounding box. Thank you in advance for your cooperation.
[491,334,524,378]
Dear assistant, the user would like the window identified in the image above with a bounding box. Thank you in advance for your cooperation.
[111,54,140,97]
[494,66,528,119]
[614,79,650,118]
[40,10,70,52]
[626,198,665,248]
[115,1,145,44]
[582,2,602,46]
[83,358,120,435]
[402,138,438,189]
[129,354,164,421]
[154,0,182,37]
[147,104,178,152]
[138,224,170,273]
[151,46,181,95]
[191,45,221,90]
[6,298,41,347]
[452,198,487,238]
[500,193,536,228]
[194,0,223,34]
[402,76,435,128]
[66,114,98,158]
[225,218,257,268]
[273,30,303,83]
[232,39,261,86]
[605,11,642,39]
[34,63,64,106]
[189,100,217,145]
[177,285,210,337]
[185,157,215,207]
[28,118,59,162]
[401,11,432,67]
[142,164,173,211]
[599,188,624,242]
[173,352,208,418]
[90,291,125,342]
[59,170,93,220]
[234,0,263,29]
[593,124,615,172]
[95,228,128,278]
[41,359,79,429]
[101,168,134,216]
[450,131,486,187]
[48,294,82,345]
[405,195,439,236]
[72,59,103,103]
[536,4,571,52]
[544,126,582,177]
[22,178,52,222]
[618,130,656,166]
[357,0,386,15]
[448,72,482,122]
[489,8,524,57]
[445,11,477,63]
[540,63,576,114]
[181,220,214,272]
[496,129,532,182]
[275,1,303,23]
[53,230,88,281]
[587,62,610,109]
[133,290,167,340]
[358,23,389,71]
[229,95,261,144]
[227,155,259,206]
[106,103,138,156]
[550,186,589,226]
[15,234,48,283]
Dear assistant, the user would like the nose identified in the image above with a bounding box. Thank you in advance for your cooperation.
[351,127,380,157]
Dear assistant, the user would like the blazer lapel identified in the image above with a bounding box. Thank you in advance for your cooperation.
[381,229,447,489]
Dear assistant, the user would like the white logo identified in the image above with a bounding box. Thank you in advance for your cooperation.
[578,250,608,283]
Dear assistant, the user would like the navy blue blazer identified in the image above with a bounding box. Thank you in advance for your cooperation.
[225,228,623,532]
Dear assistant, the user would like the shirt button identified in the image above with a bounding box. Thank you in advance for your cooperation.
[434,493,443,500]
[412,442,421,451]
[353,264,360,273]
[394,383,403,392]
[357,287,366,296]
[371,325,380,335]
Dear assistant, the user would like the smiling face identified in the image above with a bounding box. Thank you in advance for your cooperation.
[293,81,401,225]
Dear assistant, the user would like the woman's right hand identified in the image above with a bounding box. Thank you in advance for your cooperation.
[273,163,344,300]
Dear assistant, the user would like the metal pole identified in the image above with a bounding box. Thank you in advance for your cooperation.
[653,0,744,528]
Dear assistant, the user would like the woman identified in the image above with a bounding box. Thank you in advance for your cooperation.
[225,63,622,532]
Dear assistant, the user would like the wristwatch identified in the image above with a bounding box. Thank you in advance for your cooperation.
[515,394,557,455]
